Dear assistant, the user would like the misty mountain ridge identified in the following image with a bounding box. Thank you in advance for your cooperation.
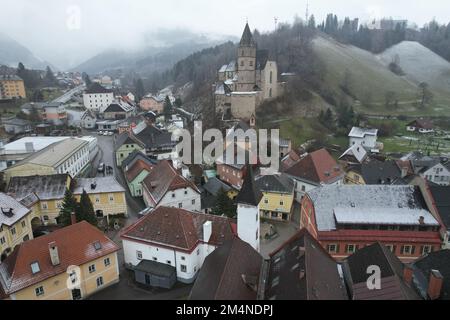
[71,28,238,75]
[0,32,55,70]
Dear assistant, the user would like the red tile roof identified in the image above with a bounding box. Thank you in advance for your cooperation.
[0,221,119,296]
[121,206,237,252]
[125,159,155,183]
[142,160,200,206]
[285,149,342,184]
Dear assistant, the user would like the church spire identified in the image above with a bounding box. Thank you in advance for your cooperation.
[240,23,256,47]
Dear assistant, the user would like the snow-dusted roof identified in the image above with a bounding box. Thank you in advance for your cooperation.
[339,144,368,163]
[0,193,31,227]
[307,185,435,231]
[219,65,228,73]
[73,177,125,195]
[215,84,225,95]
[334,207,438,226]
[349,127,378,138]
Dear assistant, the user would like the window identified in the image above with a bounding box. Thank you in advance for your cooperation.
[21,220,26,228]
[136,251,143,260]
[166,260,172,265]
[184,190,188,195]
[95,196,100,203]
[256,230,259,240]
[421,245,432,255]
[197,249,200,256]
[271,276,280,288]
[104,258,111,267]
[401,245,414,256]
[249,60,253,67]
[181,256,186,261]
[31,262,40,274]
[88,264,96,273]
[180,265,187,273]
[41,202,48,210]
[172,193,176,198]
[264,198,269,204]
[301,185,306,192]
[11,227,16,235]
[109,194,114,202]
[178,203,183,208]
[192,199,195,205]
[152,257,158,261]
[0,237,5,245]
[43,216,49,221]
[327,244,338,254]
[346,244,357,254]
[96,277,104,287]
[35,286,44,297]
[280,200,284,206]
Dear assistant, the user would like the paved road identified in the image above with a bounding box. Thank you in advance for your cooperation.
[51,84,85,104]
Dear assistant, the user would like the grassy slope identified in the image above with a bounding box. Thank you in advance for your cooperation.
[312,35,450,116]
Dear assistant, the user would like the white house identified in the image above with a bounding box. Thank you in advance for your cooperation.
[348,127,379,151]
[420,162,450,186]
[81,111,97,129]
[141,160,201,212]
[121,206,236,284]
[83,83,114,113]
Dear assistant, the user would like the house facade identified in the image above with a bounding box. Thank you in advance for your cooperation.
[407,119,434,134]
[0,193,34,262]
[121,206,236,285]
[81,111,97,129]
[139,96,164,113]
[83,83,114,113]
[421,162,450,186]
[256,174,295,222]
[301,185,443,262]
[115,133,145,166]
[0,75,26,100]
[102,100,134,120]
[141,160,201,212]
[0,222,120,300]
[125,159,156,197]
[73,177,128,219]
[7,174,72,226]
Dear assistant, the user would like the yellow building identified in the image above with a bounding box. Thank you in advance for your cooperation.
[7,174,72,226]
[73,177,128,220]
[0,221,120,300]
[0,193,34,262]
[0,75,26,100]
[3,138,90,185]
[255,174,295,222]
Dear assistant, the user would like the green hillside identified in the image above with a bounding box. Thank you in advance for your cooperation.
[312,35,450,116]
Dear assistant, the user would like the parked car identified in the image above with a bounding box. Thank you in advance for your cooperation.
[108,131,114,136]
[98,131,104,135]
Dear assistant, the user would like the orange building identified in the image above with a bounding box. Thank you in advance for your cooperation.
[300,185,442,263]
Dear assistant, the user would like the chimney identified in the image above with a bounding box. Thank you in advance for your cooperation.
[419,216,425,225]
[403,265,414,285]
[49,242,60,266]
[203,221,212,243]
[71,211,77,225]
[428,270,443,300]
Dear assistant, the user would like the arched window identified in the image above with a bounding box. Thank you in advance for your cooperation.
[269,88,273,98]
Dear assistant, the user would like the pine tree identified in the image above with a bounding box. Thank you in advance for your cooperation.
[211,188,237,218]
[163,95,173,120]
[77,190,98,226]
[45,66,57,86]
[59,188,78,226]
[135,78,145,101]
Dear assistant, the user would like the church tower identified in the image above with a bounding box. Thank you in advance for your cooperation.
[237,23,257,92]
[236,164,262,252]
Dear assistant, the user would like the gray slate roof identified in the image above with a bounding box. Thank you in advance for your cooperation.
[307,185,436,231]
[7,174,70,201]
[255,174,294,194]
[236,165,262,206]
[203,177,232,196]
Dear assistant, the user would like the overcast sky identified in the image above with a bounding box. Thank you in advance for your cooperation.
[1,0,449,69]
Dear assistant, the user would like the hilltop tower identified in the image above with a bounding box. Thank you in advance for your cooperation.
[237,23,257,92]
[236,164,262,252]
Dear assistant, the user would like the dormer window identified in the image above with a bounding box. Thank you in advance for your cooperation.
[31,262,40,274]
[93,241,102,251]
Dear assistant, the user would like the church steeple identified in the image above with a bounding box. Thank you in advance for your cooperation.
[240,23,256,47]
